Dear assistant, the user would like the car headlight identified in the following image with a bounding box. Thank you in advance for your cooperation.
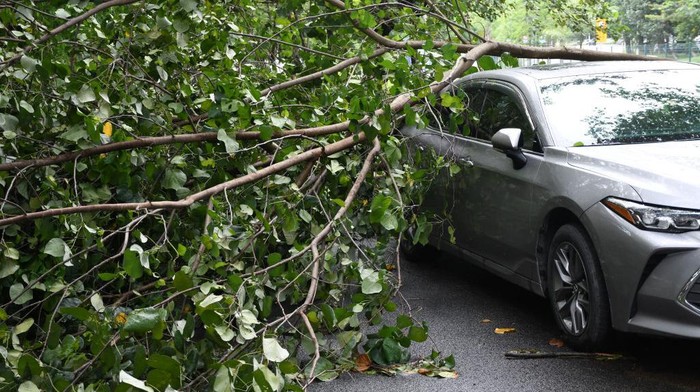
[603,197,700,232]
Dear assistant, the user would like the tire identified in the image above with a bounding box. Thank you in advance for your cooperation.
[547,224,611,351]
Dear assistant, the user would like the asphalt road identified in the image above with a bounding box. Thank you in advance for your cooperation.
[310,252,700,392]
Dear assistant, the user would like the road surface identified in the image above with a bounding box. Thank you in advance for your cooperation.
[311,252,700,392]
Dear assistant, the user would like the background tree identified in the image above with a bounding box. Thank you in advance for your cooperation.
[611,0,687,46]
[478,0,614,46]
[0,1,649,391]
[649,0,700,40]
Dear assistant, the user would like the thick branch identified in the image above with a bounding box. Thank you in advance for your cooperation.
[0,131,364,226]
[0,122,351,172]
[1,0,141,70]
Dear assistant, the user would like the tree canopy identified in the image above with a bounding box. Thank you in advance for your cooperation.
[0,1,650,391]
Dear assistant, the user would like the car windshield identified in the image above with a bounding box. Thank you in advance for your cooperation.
[539,69,700,147]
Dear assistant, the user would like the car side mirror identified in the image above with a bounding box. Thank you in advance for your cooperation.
[491,128,527,170]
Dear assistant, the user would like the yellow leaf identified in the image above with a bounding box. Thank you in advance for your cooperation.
[480,319,492,324]
[102,121,113,137]
[385,264,396,271]
[115,312,127,325]
[494,327,516,334]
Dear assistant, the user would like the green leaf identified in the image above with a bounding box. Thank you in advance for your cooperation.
[119,370,155,392]
[213,366,233,392]
[380,213,398,231]
[267,253,282,266]
[173,270,193,292]
[43,238,71,261]
[270,114,287,128]
[381,337,409,364]
[14,318,34,334]
[19,100,34,113]
[123,308,167,333]
[18,381,40,392]
[9,283,32,305]
[263,337,290,362]
[500,53,519,68]
[477,55,499,71]
[77,85,96,103]
[320,304,336,329]
[20,56,37,73]
[123,250,143,279]
[217,129,239,155]
[163,169,187,190]
[408,325,428,342]
[0,260,19,278]
[299,209,312,223]
[361,272,382,295]
[179,0,198,12]
[307,357,338,382]
[369,195,392,224]
[59,307,91,321]
[60,127,89,142]
[3,247,18,260]
[396,314,413,329]
[147,354,181,381]
[0,113,19,132]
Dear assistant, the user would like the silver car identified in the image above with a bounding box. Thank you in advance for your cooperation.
[401,60,700,350]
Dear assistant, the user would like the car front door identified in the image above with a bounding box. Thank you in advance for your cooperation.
[449,81,545,281]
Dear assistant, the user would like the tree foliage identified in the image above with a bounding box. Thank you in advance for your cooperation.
[0,1,651,391]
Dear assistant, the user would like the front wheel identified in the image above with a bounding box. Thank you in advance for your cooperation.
[547,224,611,351]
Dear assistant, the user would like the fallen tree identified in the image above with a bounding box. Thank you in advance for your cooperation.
[0,1,654,391]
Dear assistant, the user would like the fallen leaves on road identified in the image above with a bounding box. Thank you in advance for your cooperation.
[480,319,492,324]
[355,353,371,372]
[369,351,458,379]
[548,338,565,348]
[494,327,516,334]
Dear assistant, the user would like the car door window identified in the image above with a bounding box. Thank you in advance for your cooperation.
[468,89,540,152]
[425,86,482,138]
[425,85,541,153]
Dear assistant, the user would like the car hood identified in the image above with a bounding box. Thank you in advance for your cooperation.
[566,140,700,209]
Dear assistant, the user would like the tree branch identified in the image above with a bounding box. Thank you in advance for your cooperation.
[0,122,353,172]
[0,0,141,70]
[0,41,511,227]
[260,47,391,96]
[324,0,657,61]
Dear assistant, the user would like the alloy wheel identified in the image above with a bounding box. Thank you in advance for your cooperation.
[551,241,590,336]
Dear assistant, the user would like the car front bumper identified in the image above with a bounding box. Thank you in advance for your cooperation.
[582,202,700,338]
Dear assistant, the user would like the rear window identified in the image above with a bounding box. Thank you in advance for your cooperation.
[540,69,700,146]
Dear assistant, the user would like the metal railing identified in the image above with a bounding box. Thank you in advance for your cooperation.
[629,42,700,63]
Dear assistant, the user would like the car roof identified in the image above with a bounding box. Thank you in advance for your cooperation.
[467,60,700,82]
